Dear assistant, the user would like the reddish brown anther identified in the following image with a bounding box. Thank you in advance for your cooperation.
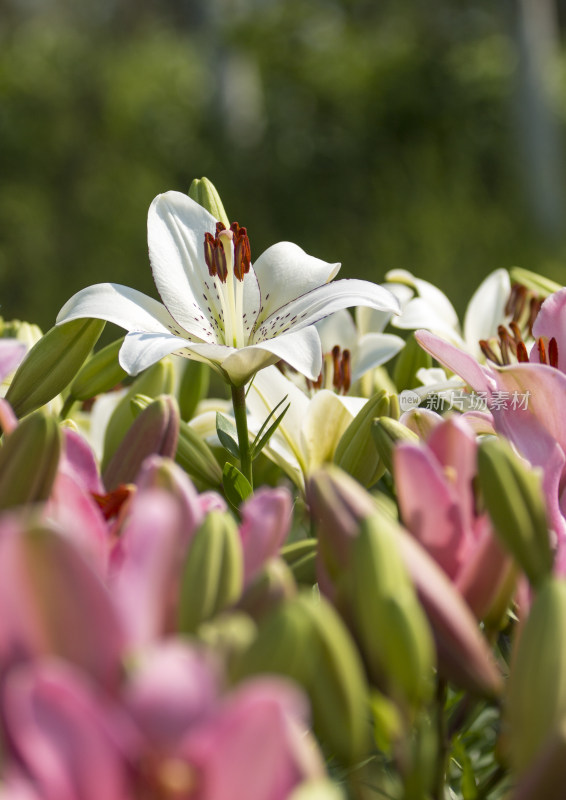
[479,339,501,365]
[341,349,352,394]
[497,325,512,364]
[528,297,542,335]
[204,232,217,277]
[331,345,341,389]
[549,336,559,368]
[537,336,547,364]
[233,225,251,281]
[516,341,529,362]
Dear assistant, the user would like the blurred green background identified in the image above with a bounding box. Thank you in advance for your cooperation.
[1,0,566,331]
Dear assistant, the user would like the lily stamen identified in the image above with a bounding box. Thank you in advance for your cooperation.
[549,337,559,368]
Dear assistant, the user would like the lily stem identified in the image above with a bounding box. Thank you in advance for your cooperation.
[231,383,253,487]
[59,395,76,420]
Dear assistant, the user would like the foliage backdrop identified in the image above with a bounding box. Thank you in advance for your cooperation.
[1,0,566,331]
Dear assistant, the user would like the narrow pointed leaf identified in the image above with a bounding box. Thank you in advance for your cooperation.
[216,412,241,459]
[251,401,290,461]
[222,463,253,510]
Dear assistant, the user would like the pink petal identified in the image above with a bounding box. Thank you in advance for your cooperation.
[394,443,471,579]
[239,488,293,585]
[415,330,495,395]
[183,679,323,800]
[531,288,566,373]
[4,661,133,800]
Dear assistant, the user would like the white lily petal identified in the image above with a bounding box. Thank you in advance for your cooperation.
[463,269,511,357]
[56,283,178,335]
[148,191,220,334]
[352,332,405,382]
[247,366,310,482]
[252,242,341,327]
[392,297,467,346]
[213,326,321,387]
[254,279,400,341]
[301,390,362,471]
[386,269,459,329]
[119,331,194,375]
[316,310,358,352]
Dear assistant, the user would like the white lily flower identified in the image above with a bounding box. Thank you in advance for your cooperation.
[315,308,404,387]
[386,268,511,360]
[57,192,399,387]
[247,365,366,490]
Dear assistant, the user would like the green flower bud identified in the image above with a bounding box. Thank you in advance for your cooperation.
[510,267,561,298]
[478,437,552,588]
[343,513,435,709]
[0,411,61,509]
[178,360,210,421]
[280,538,318,585]
[371,416,419,474]
[507,720,566,800]
[69,337,127,402]
[393,332,432,393]
[6,319,105,418]
[188,177,230,227]
[175,418,223,488]
[2,320,43,348]
[238,558,297,622]
[102,358,174,470]
[103,395,180,490]
[235,592,371,766]
[506,578,566,774]
[333,390,391,487]
[178,511,244,634]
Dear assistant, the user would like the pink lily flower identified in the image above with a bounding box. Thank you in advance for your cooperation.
[3,650,324,800]
[394,416,510,619]
[415,288,566,569]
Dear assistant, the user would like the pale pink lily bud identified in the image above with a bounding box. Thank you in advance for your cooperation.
[308,466,502,697]
[394,416,511,621]
[239,487,293,586]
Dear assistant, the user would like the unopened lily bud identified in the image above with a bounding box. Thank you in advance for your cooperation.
[2,319,43,349]
[334,390,391,487]
[280,538,317,585]
[505,578,566,775]
[288,780,346,800]
[188,177,230,227]
[0,411,61,509]
[178,510,244,634]
[102,358,174,469]
[478,438,552,588]
[309,466,502,698]
[238,558,297,622]
[394,332,432,393]
[235,592,371,766]
[103,395,180,490]
[178,359,210,421]
[371,416,419,474]
[6,319,105,418]
[176,418,223,488]
[345,513,435,709]
[508,720,566,800]
[69,337,127,402]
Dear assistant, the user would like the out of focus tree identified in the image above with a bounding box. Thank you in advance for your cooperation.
[0,0,565,330]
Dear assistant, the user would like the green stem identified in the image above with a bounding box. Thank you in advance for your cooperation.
[432,678,449,800]
[231,383,253,487]
[59,395,76,420]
